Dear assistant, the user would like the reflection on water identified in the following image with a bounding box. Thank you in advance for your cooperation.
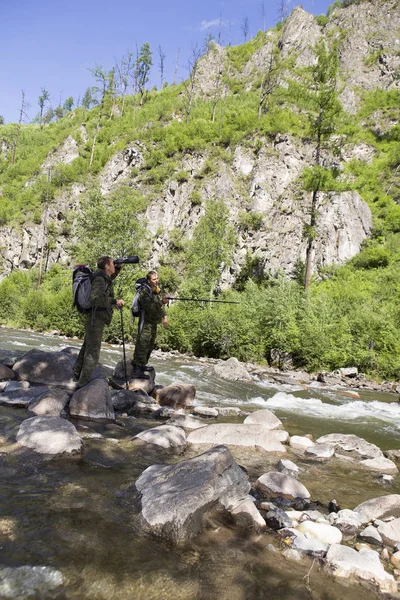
[0,327,399,599]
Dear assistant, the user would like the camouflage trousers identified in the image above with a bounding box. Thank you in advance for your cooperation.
[74,314,106,387]
[133,321,157,367]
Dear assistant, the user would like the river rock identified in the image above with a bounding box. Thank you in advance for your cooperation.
[324,544,397,595]
[16,416,83,457]
[354,495,400,524]
[289,436,315,450]
[167,414,206,430]
[0,364,16,381]
[187,424,288,452]
[244,409,283,429]
[359,525,383,546]
[208,357,252,382]
[305,443,335,459]
[134,425,187,449]
[315,433,383,459]
[265,508,293,530]
[255,472,310,501]
[28,389,70,416]
[217,407,246,417]
[377,518,400,548]
[277,458,300,478]
[390,551,400,568]
[155,382,196,408]
[0,386,49,408]
[12,349,76,388]
[297,520,342,544]
[292,535,329,555]
[359,457,398,473]
[69,378,115,421]
[0,565,63,599]
[231,497,266,530]
[193,406,218,418]
[3,381,30,392]
[133,445,250,542]
[111,389,142,411]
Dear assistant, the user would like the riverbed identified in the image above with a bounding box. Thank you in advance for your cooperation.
[0,327,399,599]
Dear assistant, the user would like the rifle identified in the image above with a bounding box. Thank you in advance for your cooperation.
[165,297,239,304]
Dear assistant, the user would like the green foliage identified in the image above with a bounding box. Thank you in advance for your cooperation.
[186,199,236,294]
[238,211,264,231]
[74,183,149,267]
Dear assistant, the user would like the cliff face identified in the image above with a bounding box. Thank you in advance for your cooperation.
[1,0,398,283]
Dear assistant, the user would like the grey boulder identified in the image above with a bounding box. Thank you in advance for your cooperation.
[16,416,83,457]
[69,378,115,421]
[133,445,250,542]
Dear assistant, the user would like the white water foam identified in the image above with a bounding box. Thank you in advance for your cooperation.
[249,391,400,426]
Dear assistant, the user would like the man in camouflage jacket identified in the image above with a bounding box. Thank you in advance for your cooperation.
[74,256,124,388]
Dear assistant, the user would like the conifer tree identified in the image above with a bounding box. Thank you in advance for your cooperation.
[294,39,343,289]
[135,42,152,106]
[38,87,50,129]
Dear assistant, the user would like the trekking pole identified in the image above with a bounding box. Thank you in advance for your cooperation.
[119,308,129,390]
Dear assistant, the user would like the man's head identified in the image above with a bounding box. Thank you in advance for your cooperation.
[97,256,115,277]
[146,270,159,289]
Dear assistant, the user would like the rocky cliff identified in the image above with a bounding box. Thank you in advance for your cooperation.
[1,0,398,284]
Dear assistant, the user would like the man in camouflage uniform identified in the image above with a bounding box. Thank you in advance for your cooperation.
[74,256,124,388]
[132,270,168,379]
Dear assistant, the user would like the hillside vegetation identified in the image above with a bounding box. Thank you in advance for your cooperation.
[0,0,399,379]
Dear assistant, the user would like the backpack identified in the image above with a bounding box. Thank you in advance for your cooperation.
[131,277,152,318]
[72,264,93,313]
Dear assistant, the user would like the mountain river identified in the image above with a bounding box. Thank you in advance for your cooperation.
[0,327,399,599]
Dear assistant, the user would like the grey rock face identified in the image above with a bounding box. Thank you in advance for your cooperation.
[187,423,287,453]
[134,445,250,542]
[0,565,63,599]
[111,389,142,411]
[69,378,115,421]
[99,144,144,195]
[16,416,83,457]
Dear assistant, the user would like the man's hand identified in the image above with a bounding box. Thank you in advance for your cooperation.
[163,316,168,329]
[116,299,125,308]
[162,296,169,305]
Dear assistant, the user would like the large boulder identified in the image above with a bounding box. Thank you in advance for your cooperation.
[324,544,397,595]
[154,383,196,408]
[377,517,400,548]
[315,434,383,460]
[0,386,49,408]
[207,357,252,382]
[16,416,83,458]
[133,445,250,542]
[12,350,76,388]
[69,378,115,421]
[353,495,400,524]
[187,423,288,452]
[28,389,70,416]
[0,364,16,381]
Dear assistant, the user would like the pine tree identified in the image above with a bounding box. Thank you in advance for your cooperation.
[135,42,152,106]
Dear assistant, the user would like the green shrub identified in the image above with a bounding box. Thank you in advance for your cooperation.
[238,211,264,231]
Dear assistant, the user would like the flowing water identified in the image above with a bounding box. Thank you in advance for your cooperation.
[0,327,400,599]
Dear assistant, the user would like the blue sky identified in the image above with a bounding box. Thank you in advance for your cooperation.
[1,0,333,124]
